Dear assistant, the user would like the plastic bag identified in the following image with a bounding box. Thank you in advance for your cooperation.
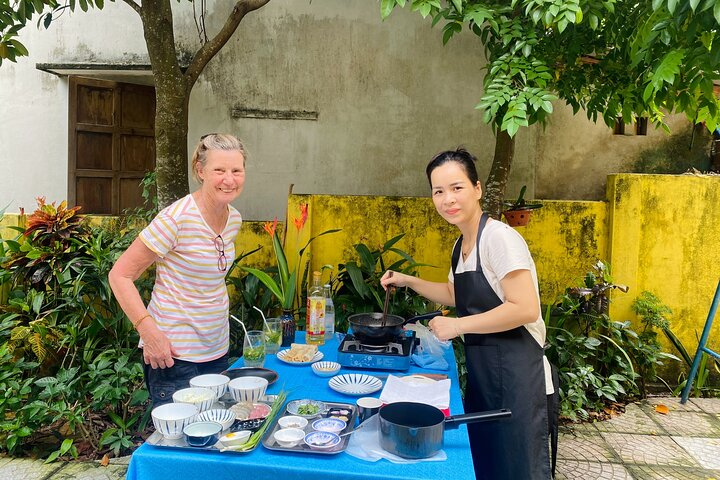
[405,322,450,371]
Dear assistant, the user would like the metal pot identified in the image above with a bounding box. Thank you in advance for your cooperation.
[347,311,441,345]
[378,401,511,459]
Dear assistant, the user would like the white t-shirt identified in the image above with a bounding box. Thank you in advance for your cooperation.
[448,219,554,395]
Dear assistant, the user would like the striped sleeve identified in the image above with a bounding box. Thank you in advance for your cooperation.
[139,210,179,258]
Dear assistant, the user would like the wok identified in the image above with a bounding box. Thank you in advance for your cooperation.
[379,401,512,459]
[348,310,442,345]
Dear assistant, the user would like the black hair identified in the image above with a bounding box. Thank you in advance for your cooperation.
[425,147,479,187]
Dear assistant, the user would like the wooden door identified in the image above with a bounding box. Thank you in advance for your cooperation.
[68,77,155,215]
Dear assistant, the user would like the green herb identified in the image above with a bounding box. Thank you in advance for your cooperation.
[297,403,319,415]
[243,345,265,361]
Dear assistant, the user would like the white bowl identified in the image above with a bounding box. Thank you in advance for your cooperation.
[172,387,217,413]
[274,427,305,448]
[277,415,308,430]
[227,376,268,403]
[311,361,341,377]
[219,430,252,447]
[189,374,230,399]
[196,408,235,431]
[151,402,199,440]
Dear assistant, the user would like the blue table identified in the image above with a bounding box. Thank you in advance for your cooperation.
[126,333,475,480]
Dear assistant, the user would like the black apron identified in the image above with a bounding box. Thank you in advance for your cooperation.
[453,213,550,480]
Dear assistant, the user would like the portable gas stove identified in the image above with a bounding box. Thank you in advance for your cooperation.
[337,330,417,371]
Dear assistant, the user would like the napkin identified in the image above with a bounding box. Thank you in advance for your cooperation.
[379,374,451,410]
[411,349,449,370]
[344,414,447,463]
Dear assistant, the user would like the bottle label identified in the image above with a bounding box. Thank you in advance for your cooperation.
[306,296,326,336]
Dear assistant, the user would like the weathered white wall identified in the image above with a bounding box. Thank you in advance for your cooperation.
[0,0,693,220]
[535,103,691,200]
[0,2,147,213]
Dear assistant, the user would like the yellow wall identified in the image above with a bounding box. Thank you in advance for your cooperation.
[284,195,608,307]
[607,174,720,358]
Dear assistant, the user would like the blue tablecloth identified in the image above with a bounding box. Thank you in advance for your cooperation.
[126,332,475,480]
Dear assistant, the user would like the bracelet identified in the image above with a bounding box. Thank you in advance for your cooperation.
[133,313,151,329]
[454,321,462,338]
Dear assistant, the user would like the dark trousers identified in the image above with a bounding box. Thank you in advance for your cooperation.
[143,354,229,407]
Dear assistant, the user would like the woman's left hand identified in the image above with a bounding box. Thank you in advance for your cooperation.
[428,316,459,341]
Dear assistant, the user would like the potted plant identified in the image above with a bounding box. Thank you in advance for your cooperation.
[502,186,542,227]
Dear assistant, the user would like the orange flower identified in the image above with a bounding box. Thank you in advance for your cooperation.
[293,203,309,231]
[263,217,278,237]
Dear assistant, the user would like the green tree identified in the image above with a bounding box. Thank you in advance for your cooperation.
[1,0,270,207]
[381,0,720,215]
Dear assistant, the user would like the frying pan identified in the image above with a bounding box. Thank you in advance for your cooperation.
[378,401,512,459]
[348,310,442,345]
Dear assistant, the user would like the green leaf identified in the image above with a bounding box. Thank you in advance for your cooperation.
[667,0,677,13]
[715,1,720,24]
[59,438,74,455]
[239,267,284,304]
[380,0,395,19]
[690,0,700,10]
[451,0,462,13]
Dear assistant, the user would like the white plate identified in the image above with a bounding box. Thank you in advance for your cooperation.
[328,374,383,396]
[276,349,324,365]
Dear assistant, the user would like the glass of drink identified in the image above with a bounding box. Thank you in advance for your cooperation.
[243,330,266,368]
[264,318,282,355]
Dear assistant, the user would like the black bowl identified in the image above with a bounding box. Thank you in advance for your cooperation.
[222,367,278,385]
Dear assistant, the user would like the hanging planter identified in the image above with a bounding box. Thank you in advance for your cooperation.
[502,186,542,227]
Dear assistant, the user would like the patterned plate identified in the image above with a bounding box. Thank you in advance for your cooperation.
[328,374,383,396]
[276,350,324,365]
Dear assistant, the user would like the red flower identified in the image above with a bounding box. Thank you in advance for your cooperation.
[263,217,278,237]
[293,203,309,231]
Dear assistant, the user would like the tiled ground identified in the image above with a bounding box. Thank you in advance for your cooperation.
[556,397,720,479]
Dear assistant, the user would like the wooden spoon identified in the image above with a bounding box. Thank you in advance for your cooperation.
[381,271,393,327]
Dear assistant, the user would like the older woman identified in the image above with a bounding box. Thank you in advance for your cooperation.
[109,134,246,406]
[380,147,553,479]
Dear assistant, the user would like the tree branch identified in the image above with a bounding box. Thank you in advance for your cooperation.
[184,0,271,88]
[120,0,141,16]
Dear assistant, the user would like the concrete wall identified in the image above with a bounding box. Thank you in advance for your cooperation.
[0,1,693,222]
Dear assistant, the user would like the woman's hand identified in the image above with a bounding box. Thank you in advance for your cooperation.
[380,270,413,290]
[428,316,460,342]
[138,321,179,369]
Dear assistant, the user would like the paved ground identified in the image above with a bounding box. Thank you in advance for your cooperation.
[3,396,720,479]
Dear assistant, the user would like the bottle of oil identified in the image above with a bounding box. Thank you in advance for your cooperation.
[306,271,326,345]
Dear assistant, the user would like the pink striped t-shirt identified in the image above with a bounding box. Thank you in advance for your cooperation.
[139,194,242,362]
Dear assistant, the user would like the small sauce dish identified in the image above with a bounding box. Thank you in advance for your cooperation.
[278,415,309,430]
[273,428,305,448]
[183,421,222,447]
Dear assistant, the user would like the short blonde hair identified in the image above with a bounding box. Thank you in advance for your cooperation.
[191,133,248,183]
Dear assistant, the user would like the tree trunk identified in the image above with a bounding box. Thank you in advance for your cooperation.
[139,0,191,208]
[135,0,270,208]
[483,130,516,218]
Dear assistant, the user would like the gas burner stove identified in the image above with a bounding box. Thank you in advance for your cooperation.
[337,330,417,371]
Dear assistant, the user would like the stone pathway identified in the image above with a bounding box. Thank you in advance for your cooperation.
[3,397,720,479]
[557,397,720,479]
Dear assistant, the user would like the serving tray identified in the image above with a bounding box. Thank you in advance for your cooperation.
[261,400,358,455]
[145,400,277,454]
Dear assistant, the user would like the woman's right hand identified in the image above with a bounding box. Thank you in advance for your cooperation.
[138,321,178,369]
[380,270,413,290]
